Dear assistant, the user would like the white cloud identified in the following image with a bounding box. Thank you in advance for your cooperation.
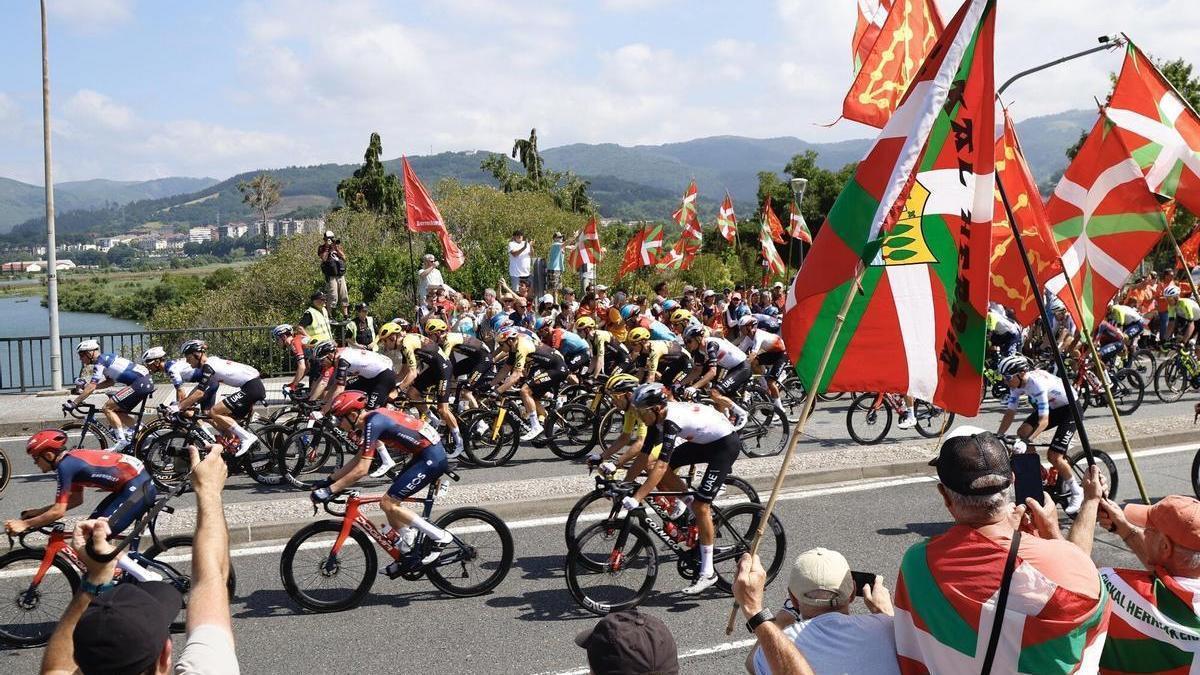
[62,89,135,132]
[47,0,134,32]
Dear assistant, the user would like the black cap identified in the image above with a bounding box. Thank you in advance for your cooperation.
[575,609,679,675]
[311,291,326,301]
[74,582,183,675]
[929,430,1012,496]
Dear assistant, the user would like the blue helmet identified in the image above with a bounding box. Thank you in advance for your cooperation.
[661,299,679,313]
[489,314,513,332]
[620,304,640,320]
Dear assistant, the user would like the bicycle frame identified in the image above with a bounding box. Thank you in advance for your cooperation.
[326,483,441,567]
[68,397,149,450]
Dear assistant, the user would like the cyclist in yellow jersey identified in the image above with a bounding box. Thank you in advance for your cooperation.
[495,327,567,441]
[436,328,493,410]
[414,319,464,457]
[585,374,648,471]
[575,316,632,378]
[629,328,693,386]
[1167,286,1200,345]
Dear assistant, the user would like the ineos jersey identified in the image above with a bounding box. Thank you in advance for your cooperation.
[165,359,203,388]
[196,356,260,388]
[331,347,393,382]
[1005,369,1070,415]
[89,353,149,385]
[359,408,440,458]
[749,314,783,334]
[693,337,747,370]
[54,450,146,504]
[644,402,734,461]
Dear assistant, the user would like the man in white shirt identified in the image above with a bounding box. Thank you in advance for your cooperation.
[417,254,444,300]
[745,547,898,675]
[508,230,532,290]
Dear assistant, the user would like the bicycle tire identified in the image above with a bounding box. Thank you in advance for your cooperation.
[545,403,597,460]
[143,535,238,632]
[0,549,80,647]
[61,420,110,450]
[0,449,10,495]
[140,430,194,491]
[566,520,658,616]
[278,427,345,489]
[564,489,614,554]
[740,403,788,457]
[461,408,520,467]
[280,520,377,613]
[815,391,846,402]
[1192,449,1200,501]
[1069,449,1119,502]
[1154,359,1189,403]
[912,401,955,439]
[1130,348,1156,381]
[242,423,289,486]
[711,502,787,593]
[426,508,514,597]
[1110,368,1144,416]
[593,407,623,456]
[846,393,891,445]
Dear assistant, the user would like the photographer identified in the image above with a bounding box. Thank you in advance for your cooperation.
[318,230,349,319]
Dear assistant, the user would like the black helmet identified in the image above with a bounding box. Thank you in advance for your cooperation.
[313,340,337,359]
[631,383,668,409]
[181,339,208,356]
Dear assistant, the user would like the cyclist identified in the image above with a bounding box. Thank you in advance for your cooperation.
[629,328,693,388]
[1108,303,1147,344]
[623,383,743,594]
[668,308,704,338]
[173,340,265,457]
[623,303,677,342]
[681,325,750,429]
[411,319,464,457]
[272,323,316,397]
[736,315,789,417]
[994,354,1085,514]
[987,306,1023,358]
[1165,286,1200,345]
[1094,316,1130,366]
[312,339,408,473]
[1047,298,1079,354]
[435,325,494,411]
[575,316,632,379]
[4,429,160,581]
[537,318,592,380]
[494,326,567,441]
[142,346,217,410]
[586,373,647,472]
[746,312,782,334]
[310,391,452,574]
[68,340,156,453]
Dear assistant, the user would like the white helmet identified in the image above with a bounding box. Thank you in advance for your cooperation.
[325,230,336,238]
[1164,285,1181,299]
[76,339,100,353]
[141,346,166,363]
[738,314,758,327]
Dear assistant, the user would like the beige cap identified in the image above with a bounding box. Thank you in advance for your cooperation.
[788,548,854,608]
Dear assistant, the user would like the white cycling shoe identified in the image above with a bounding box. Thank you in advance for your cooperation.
[896,414,917,430]
[369,455,398,479]
[682,573,719,595]
[232,434,258,458]
[1064,483,1085,516]
[520,422,545,442]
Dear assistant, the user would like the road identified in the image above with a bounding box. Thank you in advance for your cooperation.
[2,440,1191,673]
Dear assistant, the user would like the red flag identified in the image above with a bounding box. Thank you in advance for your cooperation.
[616,228,646,282]
[661,181,703,270]
[568,216,604,270]
[788,196,812,244]
[842,0,944,128]
[402,156,464,270]
[761,216,786,276]
[853,0,893,74]
[762,199,785,244]
[1180,225,1200,269]
[716,194,737,243]
[641,223,664,265]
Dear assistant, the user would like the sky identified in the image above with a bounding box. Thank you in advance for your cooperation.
[0,0,1197,184]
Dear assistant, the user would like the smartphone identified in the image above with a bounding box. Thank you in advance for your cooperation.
[1012,452,1044,505]
[850,570,878,592]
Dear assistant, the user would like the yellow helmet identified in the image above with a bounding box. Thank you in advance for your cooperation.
[605,373,640,394]
[424,318,448,334]
[575,316,598,331]
[373,322,403,347]
[627,327,651,343]
[670,308,693,325]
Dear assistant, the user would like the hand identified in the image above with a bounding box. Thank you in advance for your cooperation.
[683,387,697,400]
[311,487,333,504]
[71,518,117,582]
[734,553,767,618]
[1012,439,1027,454]
[4,519,26,536]
[599,461,617,476]
[189,444,228,496]
[282,384,293,397]
[1081,464,1107,501]
[1098,498,1131,535]
[165,401,180,414]
[585,449,602,464]
[1023,494,1062,539]
[861,577,894,616]
[621,496,640,511]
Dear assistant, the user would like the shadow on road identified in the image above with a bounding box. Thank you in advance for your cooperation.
[876,521,949,538]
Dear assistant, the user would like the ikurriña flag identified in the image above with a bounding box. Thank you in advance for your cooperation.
[789,195,812,244]
[782,0,996,417]
[660,181,702,270]
[568,216,603,270]
[717,194,737,243]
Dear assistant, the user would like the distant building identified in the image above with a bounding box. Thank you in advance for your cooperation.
[95,236,135,252]
[6,259,75,273]
[222,223,249,239]
[188,227,214,244]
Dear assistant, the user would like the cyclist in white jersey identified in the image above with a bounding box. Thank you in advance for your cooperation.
[310,341,397,413]
[141,346,220,412]
[625,383,743,594]
[682,325,750,429]
[736,315,790,419]
[994,354,1084,514]
[173,340,264,456]
[67,340,156,451]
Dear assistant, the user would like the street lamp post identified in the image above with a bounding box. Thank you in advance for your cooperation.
[40,0,63,391]
[787,177,808,283]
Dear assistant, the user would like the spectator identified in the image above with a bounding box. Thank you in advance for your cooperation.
[734,553,815,675]
[41,444,237,675]
[547,232,566,295]
[595,284,612,311]
[559,288,579,326]
[318,230,349,319]
[745,548,898,675]
[895,428,1109,673]
[510,296,534,328]
[450,297,477,337]
[575,609,679,675]
[482,288,503,315]
[577,292,597,319]
[346,302,377,351]
[508,230,532,291]
[652,281,670,311]
[417,254,444,300]
[298,291,333,344]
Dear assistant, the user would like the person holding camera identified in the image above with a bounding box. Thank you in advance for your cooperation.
[318,230,349,319]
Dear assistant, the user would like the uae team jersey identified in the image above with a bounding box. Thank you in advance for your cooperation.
[695,337,747,369]
[196,357,260,388]
[1005,369,1070,415]
[89,353,150,385]
[331,347,393,382]
[55,450,146,504]
[644,402,735,461]
[738,330,785,356]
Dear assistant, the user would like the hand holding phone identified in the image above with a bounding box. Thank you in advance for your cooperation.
[1012,452,1044,506]
[850,570,878,593]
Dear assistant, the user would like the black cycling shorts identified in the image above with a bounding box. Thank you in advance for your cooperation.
[1021,403,1078,455]
[527,366,567,398]
[755,351,788,382]
[111,376,156,412]
[563,351,590,374]
[666,433,741,503]
[658,355,693,388]
[348,369,397,409]
[714,361,752,397]
[223,377,266,419]
[410,360,451,404]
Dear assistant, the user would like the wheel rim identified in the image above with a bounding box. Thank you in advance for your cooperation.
[287,530,371,607]
[0,556,73,644]
[568,523,655,613]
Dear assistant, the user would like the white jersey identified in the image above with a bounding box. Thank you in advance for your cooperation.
[738,330,785,355]
[695,337,747,370]
[197,356,260,388]
[334,347,393,379]
[988,310,1022,337]
[165,359,203,388]
[661,401,735,444]
[1005,369,1069,415]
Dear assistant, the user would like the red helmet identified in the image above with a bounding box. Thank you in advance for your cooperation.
[27,429,68,458]
[330,391,368,417]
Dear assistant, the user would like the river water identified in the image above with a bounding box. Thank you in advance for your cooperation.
[0,294,142,338]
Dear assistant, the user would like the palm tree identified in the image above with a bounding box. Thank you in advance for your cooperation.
[511,128,543,184]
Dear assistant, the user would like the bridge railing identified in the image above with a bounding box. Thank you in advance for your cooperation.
[0,326,295,392]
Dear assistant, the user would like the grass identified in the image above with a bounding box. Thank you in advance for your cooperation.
[0,260,254,299]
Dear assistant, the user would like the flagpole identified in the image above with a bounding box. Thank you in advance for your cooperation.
[405,226,419,310]
[995,178,1096,467]
[725,261,866,635]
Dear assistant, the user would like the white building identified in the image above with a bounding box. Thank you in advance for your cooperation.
[95,236,135,252]
[188,227,214,244]
[222,223,249,239]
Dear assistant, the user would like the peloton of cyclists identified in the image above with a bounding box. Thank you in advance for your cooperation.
[68,340,157,453]
[171,340,265,457]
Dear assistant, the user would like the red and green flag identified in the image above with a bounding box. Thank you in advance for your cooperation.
[1098,567,1200,675]
[660,181,702,270]
[1043,113,1168,332]
[1107,38,1200,217]
[842,0,944,128]
[789,195,812,244]
[567,216,603,270]
[640,223,664,265]
[760,212,786,278]
[717,194,737,243]
[782,0,995,416]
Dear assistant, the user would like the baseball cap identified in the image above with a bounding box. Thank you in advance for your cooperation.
[73,582,182,675]
[575,609,679,675]
[730,292,742,300]
[423,253,436,262]
[540,293,555,305]
[595,284,609,291]
[788,548,854,608]
[310,291,326,301]
[1125,495,1200,550]
[702,289,716,298]
[928,427,1012,496]
[682,285,696,294]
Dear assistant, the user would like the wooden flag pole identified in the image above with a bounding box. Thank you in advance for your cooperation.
[725,261,866,635]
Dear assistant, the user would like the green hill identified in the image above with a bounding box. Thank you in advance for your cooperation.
[0,176,218,233]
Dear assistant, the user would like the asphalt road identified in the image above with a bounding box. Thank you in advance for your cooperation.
[2,441,1191,674]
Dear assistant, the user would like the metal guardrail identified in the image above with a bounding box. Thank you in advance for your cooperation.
[0,326,296,392]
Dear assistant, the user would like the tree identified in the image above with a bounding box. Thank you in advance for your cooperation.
[237,173,282,237]
[511,128,544,184]
[336,133,404,217]
[480,128,595,215]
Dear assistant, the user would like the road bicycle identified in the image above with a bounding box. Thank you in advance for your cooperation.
[275,412,402,490]
[1070,355,1143,416]
[0,480,237,647]
[60,398,150,451]
[1153,343,1200,403]
[459,390,590,467]
[139,406,291,489]
[996,435,1120,508]
[564,477,786,616]
[845,392,955,445]
[279,468,513,612]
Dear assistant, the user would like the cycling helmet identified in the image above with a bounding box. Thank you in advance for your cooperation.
[271,324,293,340]
[661,299,679,313]
[630,382,668,409]
[424,318,448,334]
[997,354,1032,379]
[533,317,548,331]
[575,316,597,331]
[1047,297,1066,314]
[669,308,693,325]
[376,321,404,342]
[330,390,368,416]
[181,339,208,356]
[141,346,166,363]
[1164,285,1182,299]
[683,325,707,341]
[620,304,640,321]
[312,340,338,359]
[497,327,520,342]
[627,327,651,343]
[738,314,758,328]
[605,373,640,394]
[26,429,67,458]
[76,339,100,353]
[489,313,513,331]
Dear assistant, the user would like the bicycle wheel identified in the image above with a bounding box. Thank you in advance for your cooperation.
[1192,449,1200,501]
[1154,359,1189,403]
[0,449,10,495]
[716,475,760,505]
[140,430,194,491]
[426,508,514,597]
[912,401,955,439]
[61,420,110,449]
[565,521,658,616]
[846,393,891,445]
[778,377,810,420]
[564,490,615,555]
[740,403,788,457]
[711,502,786,593]
[0,549,80,647]
[815,391,846,402]
[1130,348,1156,381]
[242,423,288,486]
[461,408,520,467]
[1069,449,1119,502]
[545,403,598,460]
[594,407,623,454]
[278,427,344,489]
[143,535,238,632]
[279,520,377,613]
[1109,368,1144,416]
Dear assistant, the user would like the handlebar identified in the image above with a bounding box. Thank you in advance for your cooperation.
[7,522,66,550]
[63,402,97,418]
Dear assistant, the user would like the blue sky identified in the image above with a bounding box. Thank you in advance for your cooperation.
[1,0,1196,183]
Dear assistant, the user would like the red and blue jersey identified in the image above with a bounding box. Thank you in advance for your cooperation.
[54,450,146,504]
[359,409,440,458]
